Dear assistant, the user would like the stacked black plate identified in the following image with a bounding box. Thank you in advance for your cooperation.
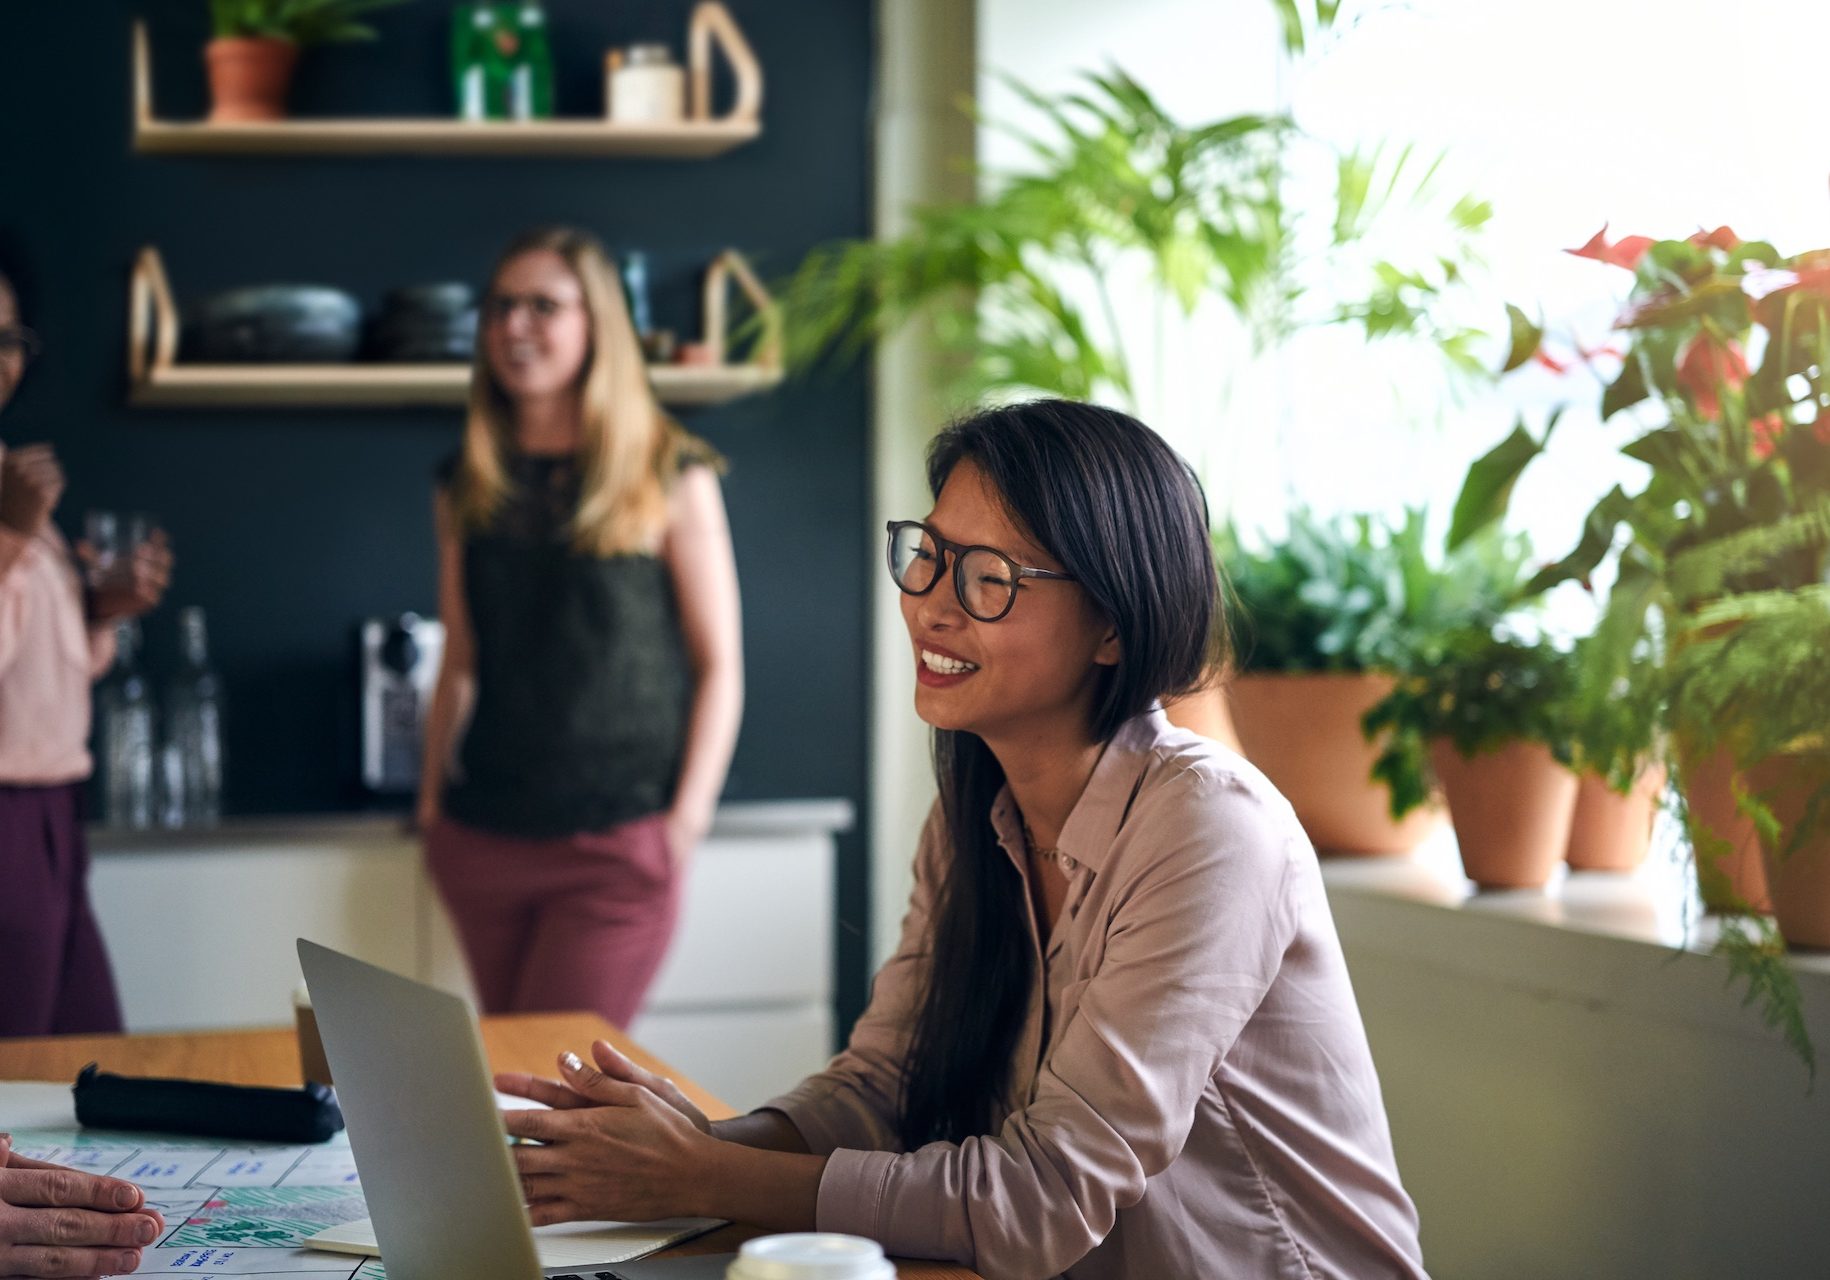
[366,284,478,363]
[190,286,363,363]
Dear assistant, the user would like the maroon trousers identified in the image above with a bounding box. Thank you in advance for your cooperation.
[0,782,124,1037]
[424,812,681,1031]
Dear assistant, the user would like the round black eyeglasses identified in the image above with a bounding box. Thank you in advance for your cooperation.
[886,519,1075,622]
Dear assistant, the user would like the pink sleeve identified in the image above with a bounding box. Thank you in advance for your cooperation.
[760,803,944,1154]
[811,772,1301,1279]
[0,527,33,675]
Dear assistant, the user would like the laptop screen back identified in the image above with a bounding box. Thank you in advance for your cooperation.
[297,939,542,1280]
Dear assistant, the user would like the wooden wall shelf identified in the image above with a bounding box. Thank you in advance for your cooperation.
[132,4,762,159]
[128,247,784,411]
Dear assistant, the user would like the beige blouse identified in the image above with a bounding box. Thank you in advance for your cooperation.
[765,709,1426,1280]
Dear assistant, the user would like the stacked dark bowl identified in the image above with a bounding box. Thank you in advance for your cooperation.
[190,286,363,363]
[184,284,478,364]
[366,285,479,363]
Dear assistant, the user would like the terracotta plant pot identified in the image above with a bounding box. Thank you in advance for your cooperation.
[1430,738,1580,890]
[206,37,299,123]
[1746,752,1830,949]
[1228,672,1446,856]
[1677,745,1773,914]
[1565,764,1667,873]
[1162,682,1243,754]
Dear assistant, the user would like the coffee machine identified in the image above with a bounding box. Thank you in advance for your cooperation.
[358,613,444,794]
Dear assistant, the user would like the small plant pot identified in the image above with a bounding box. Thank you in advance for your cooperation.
[1230,672,1446,856]
[206,37,299,123]
[1162,682,1243,754]
[1430,738,1579,890]
[1565,764,1667,873]
[1678,745,1773,915]
[1746,751,1830,949]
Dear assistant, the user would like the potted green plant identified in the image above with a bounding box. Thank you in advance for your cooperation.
[207,0,411,122]
[1366,624,1583,889]
[1559,631,1668,874]
[1219,507,1527,855]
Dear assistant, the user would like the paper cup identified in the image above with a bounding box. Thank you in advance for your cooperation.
[726,1234,896,1280]
[728,1237,900,1280]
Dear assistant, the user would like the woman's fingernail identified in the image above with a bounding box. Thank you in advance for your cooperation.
[562,1052,583,1072]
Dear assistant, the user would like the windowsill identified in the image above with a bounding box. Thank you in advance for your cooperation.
[1319,820,1830,983]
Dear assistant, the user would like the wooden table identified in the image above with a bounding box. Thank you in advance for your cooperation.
[0,1015,978,1279]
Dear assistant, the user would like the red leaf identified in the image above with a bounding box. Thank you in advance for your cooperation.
[1689,225,1742,252]
[1751,412,1786,460]
[1674,333,1748,420]
[1533,347,1570,374]
[1567,223,1653,270]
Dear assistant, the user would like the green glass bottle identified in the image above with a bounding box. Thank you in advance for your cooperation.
[452,4,482,120]
[510,3,555,120]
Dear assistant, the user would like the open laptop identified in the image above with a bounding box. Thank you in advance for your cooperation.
[295,939,724,1280]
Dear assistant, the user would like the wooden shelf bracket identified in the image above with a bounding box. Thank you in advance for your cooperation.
[689,1,764,125]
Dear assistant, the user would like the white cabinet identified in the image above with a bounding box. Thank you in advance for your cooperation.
[88,801,849,1112]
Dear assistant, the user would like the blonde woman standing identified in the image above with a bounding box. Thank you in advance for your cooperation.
[418,227,743,1029]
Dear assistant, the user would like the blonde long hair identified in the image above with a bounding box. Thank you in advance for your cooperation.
[450,227,711,556]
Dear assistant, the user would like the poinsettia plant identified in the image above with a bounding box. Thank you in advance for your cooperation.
[1502,225,1830,604]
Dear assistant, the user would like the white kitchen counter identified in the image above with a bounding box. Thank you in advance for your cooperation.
[85,799,853,1112]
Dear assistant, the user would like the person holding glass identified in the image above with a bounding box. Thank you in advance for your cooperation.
[0,263,173,1037]
[417,227,743,1031]
[492,400,1425,1279]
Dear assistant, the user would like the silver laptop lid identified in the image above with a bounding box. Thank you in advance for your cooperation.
[297,939,542,1280]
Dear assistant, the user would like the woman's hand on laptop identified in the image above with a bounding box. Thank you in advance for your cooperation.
[494,1039,711,1136]
[500,1054,718,1225]
[0,1134,166,1279]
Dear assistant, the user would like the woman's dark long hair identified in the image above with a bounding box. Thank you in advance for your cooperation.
[896,398,1226,1149]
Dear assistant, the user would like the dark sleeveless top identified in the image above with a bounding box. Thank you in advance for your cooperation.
[438,449,705,838]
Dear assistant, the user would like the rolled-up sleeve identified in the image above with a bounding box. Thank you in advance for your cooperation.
[813,772,1300,1280]
[761,802,945,1155]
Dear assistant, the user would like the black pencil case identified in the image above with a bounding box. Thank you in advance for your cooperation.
[72,1063,345,1144]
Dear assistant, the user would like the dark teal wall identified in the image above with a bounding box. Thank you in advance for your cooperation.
[0,0,875,1024]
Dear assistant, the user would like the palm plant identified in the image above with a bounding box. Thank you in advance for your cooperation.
[775,7,1490,412]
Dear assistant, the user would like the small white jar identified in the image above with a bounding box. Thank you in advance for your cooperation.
[607,43,685,124]
[725,1233,897,1280]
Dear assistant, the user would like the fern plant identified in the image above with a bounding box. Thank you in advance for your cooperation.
[210,0,411,45]
[1220,507,1527,675]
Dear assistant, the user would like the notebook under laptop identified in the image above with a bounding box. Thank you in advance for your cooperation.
[295,939,723,1280]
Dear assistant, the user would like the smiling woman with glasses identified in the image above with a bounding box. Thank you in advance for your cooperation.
[494,398,1427,1280]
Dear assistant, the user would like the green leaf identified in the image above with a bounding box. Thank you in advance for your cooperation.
[1525,485,1633,594]
[1501,303,1542,373]
[1448,414,1555,549]
[1601,354,1651,419]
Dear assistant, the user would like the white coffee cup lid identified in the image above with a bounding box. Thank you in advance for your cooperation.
[726,1233,897,1280]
